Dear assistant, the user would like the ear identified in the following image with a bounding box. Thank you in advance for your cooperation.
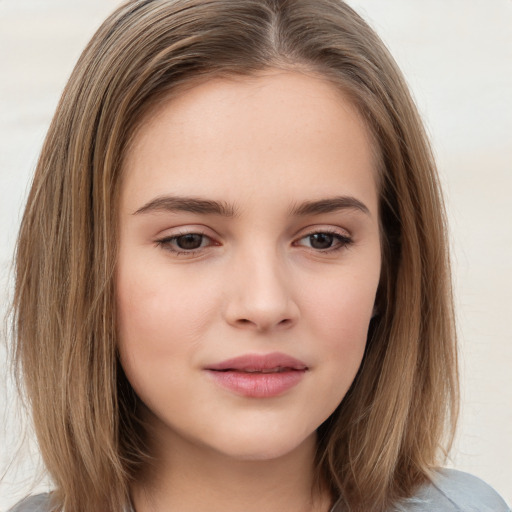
[371,305,379,319]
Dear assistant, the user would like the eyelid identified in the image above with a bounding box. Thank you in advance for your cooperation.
[154,224,218,242]
[293,224,352,240]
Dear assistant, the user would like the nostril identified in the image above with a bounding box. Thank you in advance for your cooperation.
[233,317,293,329]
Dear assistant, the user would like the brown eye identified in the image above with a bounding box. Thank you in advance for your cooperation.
[294,231,353,252]
[308,233,335,250]
[175,233,204,250]
[156,232,215,254]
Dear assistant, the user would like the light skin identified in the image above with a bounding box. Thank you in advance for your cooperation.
[117,69,382,512]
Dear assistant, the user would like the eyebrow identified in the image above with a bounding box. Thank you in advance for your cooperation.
[289,196,370,217]
[133,194,370,218]
[133,195,238,217]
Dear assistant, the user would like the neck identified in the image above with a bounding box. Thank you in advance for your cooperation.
[131,429,332,512]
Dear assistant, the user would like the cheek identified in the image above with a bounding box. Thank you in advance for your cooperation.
[115,259,218,388]
[305,268,378,338]
[117,253,216,334]
[300,265,379,387]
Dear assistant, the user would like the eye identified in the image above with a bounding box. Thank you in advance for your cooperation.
[173,233,207,250]
[294,231,352,252]
[156,232,216,254]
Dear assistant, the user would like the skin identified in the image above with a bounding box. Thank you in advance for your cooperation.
[117,69,382,512]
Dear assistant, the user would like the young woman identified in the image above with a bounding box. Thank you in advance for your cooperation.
[8,0,510,511]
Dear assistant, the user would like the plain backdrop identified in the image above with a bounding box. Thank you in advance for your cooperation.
[1,0,511,509]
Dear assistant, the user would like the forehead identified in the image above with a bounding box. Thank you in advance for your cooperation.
[121,69,379,214]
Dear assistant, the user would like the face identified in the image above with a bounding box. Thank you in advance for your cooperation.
[117,70,381,462]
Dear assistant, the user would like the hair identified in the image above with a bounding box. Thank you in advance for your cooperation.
[12,0,458,511]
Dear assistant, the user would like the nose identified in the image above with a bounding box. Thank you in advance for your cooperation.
[223,249,299,332]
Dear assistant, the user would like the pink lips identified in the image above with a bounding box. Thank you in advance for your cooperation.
[205,352,308,398]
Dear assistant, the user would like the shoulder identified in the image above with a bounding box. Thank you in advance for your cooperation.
[8,494,55,512]
[397,468,511,512]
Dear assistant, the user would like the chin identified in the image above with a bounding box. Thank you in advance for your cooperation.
[202,425,317,463]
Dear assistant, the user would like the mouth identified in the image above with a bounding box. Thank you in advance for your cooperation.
[206,352,308,372]
[205,353,308,398]
[216,367,301,374]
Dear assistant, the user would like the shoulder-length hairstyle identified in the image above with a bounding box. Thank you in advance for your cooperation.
[12,0,458,511]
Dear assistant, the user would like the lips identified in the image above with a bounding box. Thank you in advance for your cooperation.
[207,352,307,372]
[205,352,308,398]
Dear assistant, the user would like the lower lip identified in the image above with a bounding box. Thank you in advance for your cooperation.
[206,369,306,398]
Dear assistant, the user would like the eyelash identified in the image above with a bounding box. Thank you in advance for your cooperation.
[155,229,353,256]
[155,230,215,256]
[293,229,353,253]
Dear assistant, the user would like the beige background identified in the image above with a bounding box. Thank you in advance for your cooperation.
[1,0,511,509]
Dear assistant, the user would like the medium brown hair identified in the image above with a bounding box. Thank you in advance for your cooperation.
[12,0,458,510]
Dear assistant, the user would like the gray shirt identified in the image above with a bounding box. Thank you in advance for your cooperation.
[9,469,510,512]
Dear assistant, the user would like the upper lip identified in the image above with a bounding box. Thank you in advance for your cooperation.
[206,352,308,372]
